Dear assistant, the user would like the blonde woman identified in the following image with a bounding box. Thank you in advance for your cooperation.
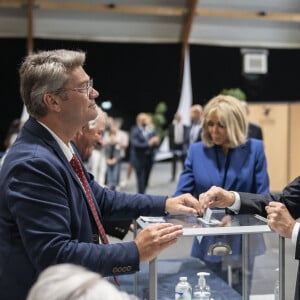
[174,95,269,293]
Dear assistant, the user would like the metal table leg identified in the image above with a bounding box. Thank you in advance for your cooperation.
[133,220,138,297]
[242,234,249,300]
[149,257,157,300]
[279,236,285,300]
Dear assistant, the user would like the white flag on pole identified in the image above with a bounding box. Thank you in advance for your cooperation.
[155,47,193,161]
[176,48,192,126]
[20,105,29,123]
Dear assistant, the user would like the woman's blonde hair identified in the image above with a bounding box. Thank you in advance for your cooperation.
[201,95,248,148]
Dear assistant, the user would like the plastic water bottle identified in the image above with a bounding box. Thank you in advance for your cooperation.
[175,276,192,300]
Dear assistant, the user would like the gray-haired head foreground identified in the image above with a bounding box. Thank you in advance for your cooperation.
[26,263,135,300]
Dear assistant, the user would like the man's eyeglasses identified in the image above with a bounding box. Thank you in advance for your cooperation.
[56,79,94,98]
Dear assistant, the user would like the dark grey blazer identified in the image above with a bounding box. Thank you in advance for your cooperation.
[239,177,300,300]
[248,122,263,140]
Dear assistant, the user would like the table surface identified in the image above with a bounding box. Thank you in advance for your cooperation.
[137,211,272,236]
[118,258,243,300]
[136,212,280,300]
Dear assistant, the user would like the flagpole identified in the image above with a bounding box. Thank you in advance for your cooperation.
[176,47,192,126]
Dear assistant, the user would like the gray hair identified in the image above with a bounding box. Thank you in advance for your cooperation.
[19,49,86,118]
[26,264,134,300]
[201,94,248,148]
[87,106,107,130]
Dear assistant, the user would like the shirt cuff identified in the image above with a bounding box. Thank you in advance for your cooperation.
[292,222,300,245]
[228,191,241,214]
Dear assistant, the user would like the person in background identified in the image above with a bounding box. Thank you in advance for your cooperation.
[73,106,131,240]
[121,163,134,188]
[0,118,24,169]
[0,49,201,300]
[240,101,263,140]
[112,117,129,187]
[168,113,187,182]
[219,89,263,141]
[103,117,129,189]
[4,118,23,149]
[84,109,108,186]
[91,143,108,185]
[73,105,106,164]
[173,94,269,293]
[129,112,160,193]
[183,104,203,159]
[26,263,135,300]
[104,126,122,191]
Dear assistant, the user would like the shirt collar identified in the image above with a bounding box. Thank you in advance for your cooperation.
[37,121,74,161]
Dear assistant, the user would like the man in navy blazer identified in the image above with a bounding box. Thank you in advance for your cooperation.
[200,181,300,300]
[183,104,203,160]
[0,49,201,300]
[168,113,188,181]
[129,112,160,193]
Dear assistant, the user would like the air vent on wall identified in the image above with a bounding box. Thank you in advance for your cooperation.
[241,49,269,74]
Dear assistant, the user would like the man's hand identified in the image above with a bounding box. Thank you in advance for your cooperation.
[134,223,183,262]
[148,136,160,146]
[199,186,235,214]
[165,193,201,215]
[265,202,296,238]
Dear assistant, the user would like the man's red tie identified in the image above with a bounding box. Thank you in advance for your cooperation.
[70,154,120,286]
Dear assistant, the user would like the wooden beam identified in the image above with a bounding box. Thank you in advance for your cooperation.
[197,8,300,23]
[2,1,300,23]
[27,0,34,53]
[180,0,198,74]
[35,1,186,17]
[0,0,25,8]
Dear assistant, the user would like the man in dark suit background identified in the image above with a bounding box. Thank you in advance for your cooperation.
[241,101,264,140]
[248,122,263,140]
[168,113,187,182]
[129,112,160,193]
[220,88,264,140]
[183,104,203,159]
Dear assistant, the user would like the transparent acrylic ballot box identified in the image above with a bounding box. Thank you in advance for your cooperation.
[134,212,284,300]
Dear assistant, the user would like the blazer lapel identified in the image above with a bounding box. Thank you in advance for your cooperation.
[225,142,250,189]
[25,117,82,185]
[201,146,224,187]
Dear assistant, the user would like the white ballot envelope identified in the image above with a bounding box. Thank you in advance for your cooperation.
[198,208,221,225]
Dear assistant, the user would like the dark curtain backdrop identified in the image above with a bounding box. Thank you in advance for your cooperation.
[1,38,300,151]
